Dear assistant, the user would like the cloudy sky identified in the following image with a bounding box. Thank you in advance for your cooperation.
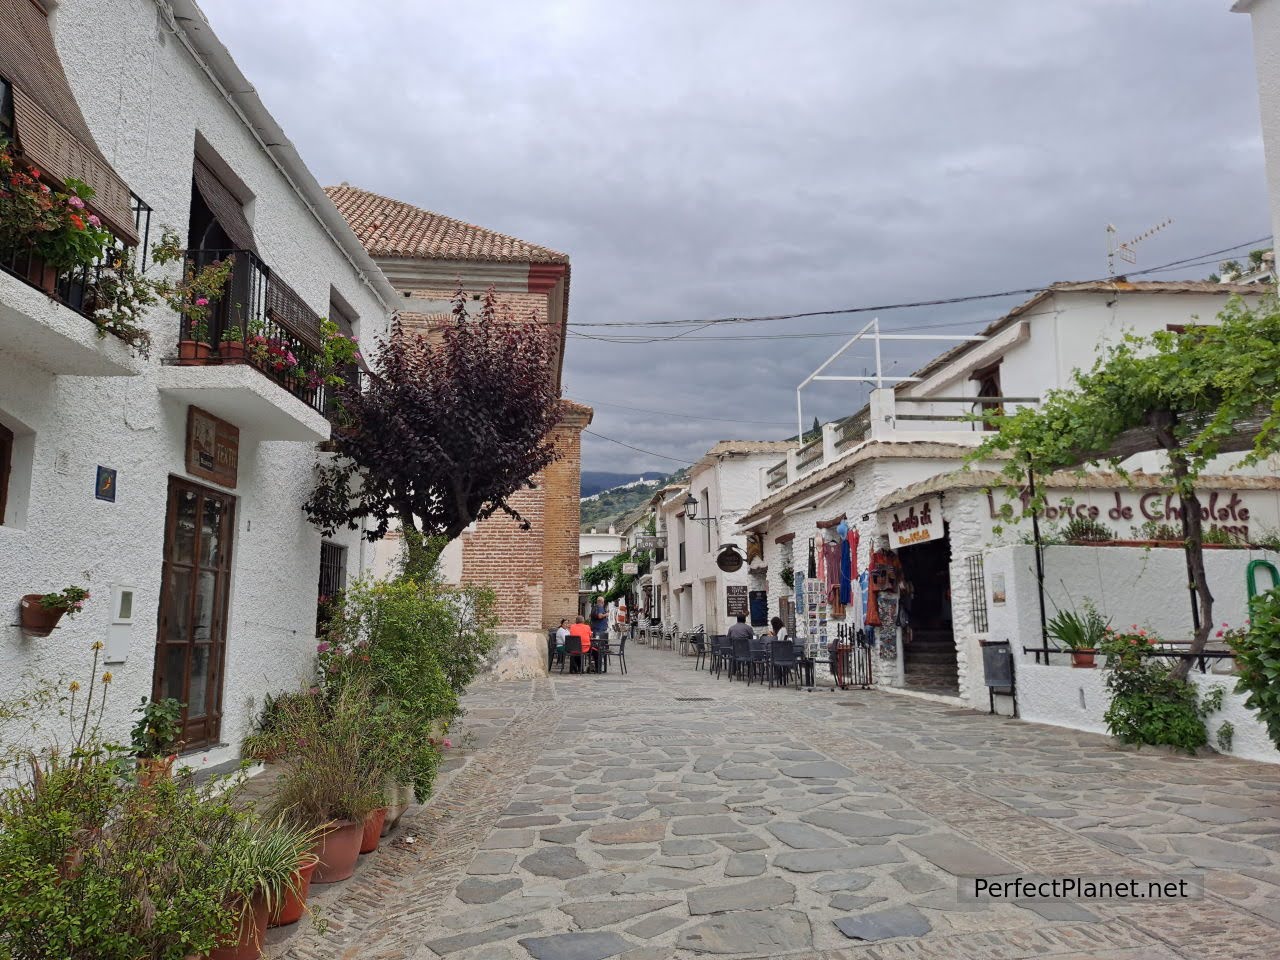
[204,0,1270,476]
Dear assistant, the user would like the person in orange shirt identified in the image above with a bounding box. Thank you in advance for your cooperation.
[568,615,593,673]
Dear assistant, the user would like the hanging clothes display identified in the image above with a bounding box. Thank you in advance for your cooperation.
[807,538,818,579]
[866,545,902,662]
[836,520,853,605]
[847,527,861,580]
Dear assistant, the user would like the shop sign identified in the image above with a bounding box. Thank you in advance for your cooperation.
[726,585,749,617]
[186,406,239,489]
[716,545,745,572]
[888,497,942,549]
[986,488,1263,542]
[633,534,664,550]
[621,562,639,575]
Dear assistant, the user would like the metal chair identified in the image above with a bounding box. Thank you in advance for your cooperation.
[563,635,585,674]
[606,634,628,674]
[770,639,799,689]
[690,633,707,670]
[730,636,753,682]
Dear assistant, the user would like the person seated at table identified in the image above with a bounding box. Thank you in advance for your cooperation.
[569,616,593,673]
[772,616,788,644]
[727,613,754,643]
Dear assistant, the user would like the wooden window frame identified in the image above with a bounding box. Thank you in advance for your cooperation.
[970,359,1004,432]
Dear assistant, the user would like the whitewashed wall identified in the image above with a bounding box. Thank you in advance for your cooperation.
[1240,0,1280,245]
[0,0,390,765]
[985,543,1280,764]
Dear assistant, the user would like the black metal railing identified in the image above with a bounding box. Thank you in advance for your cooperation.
[1022,645,1235,674]
[181,248,335,416]
[1,192,153,330]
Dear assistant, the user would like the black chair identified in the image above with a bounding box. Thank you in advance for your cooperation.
[605,634,628,674]
[709,635,729,677]
[594,637,610,673]
[563,635,585,674]
[747,637,771,687]
[690,633,707,670]
[770,640,799,689]
[730,636,753,682]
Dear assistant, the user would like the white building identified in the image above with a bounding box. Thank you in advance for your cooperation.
[654,441,796,635]
[0,0,395,765]
[578,526,624,614]
[739,282,1280,762]
[1236,0,1280,243]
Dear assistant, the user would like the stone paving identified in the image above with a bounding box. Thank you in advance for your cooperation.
[267,645,1280,960]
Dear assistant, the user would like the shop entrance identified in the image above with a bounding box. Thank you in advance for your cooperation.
[153,476,236,748]
[898,532,958,695]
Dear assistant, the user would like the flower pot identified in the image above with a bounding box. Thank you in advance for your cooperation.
[361,808,387,854]
[208,896,267,960]
[26,257,58,293]
[178,340,213,365]
[219,341,246,363]
[310,819,362,883]
[19,594,63,637]
[136,755,176,787]
[382,782,413,836]
[1070,649,1096,668]
[269,859,317,928]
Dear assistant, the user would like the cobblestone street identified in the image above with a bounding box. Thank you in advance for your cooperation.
[268,645,1280,960]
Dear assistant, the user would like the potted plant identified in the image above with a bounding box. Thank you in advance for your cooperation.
[268,682,383,884]
[178,318,213,364]
[1047,599,1109,668]
[381,780,415,836]
[360,805,387,854]
[130,696,184,785]
[220,324,247,362]
[19,585,90,637]
[1062,515,1116,545]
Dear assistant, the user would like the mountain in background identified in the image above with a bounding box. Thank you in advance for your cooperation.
[580,470,683,532]
[580,470,667,498]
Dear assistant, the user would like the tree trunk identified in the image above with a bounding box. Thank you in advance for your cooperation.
[1153,414,1213,681]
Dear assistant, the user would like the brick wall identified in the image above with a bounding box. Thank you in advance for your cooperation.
[540,404,591,629]
[460,483,546,632]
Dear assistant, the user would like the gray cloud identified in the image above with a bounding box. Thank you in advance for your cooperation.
[204,0,1269,473]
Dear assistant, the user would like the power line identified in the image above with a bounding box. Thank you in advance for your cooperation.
[583,429,696,465]
[568,395,793,426]
[567,235,1273,334]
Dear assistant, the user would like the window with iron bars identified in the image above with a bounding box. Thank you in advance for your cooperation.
[317,541,347,635]
[966,553,989,633]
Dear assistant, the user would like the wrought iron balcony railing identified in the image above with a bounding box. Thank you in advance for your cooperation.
[180,248,345,418]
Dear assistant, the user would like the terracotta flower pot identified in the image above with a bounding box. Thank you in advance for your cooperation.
[361,808,387,854]
[269,860,317,928]
[310,820,362,883]
[1070,649,1096,668]
[382,782,413,836]
[19,594,64,637]
[178,340,213,365]
[219,341,246,363]
[208,896,267,960]
[136,755,176,787]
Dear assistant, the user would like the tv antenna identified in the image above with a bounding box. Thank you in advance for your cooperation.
[1107,219,1174,277]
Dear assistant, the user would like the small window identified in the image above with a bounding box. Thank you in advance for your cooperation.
[0,422,12,525]
[317,541,347,634]
[971,360,1003,432]
[0,77,13,145]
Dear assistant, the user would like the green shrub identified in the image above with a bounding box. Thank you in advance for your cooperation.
[1100,632,1217,753]
[1227,588,1280,752]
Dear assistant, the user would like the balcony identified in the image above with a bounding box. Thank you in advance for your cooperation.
[0,246,140,378]
[156,249,338,442]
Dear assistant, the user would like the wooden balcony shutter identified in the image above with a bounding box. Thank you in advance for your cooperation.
[192,157,257,253]
[0,0,138,244]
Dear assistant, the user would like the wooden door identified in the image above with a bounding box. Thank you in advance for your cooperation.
[153,476,235,748]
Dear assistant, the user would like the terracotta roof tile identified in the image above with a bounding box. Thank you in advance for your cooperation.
[325,184,569,264]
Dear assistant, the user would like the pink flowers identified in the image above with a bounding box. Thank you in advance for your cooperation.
[66,195,85,209]
[87,214,101,227]
[442,738,452,749]
[316,641,331,654]
[195,297,209,307]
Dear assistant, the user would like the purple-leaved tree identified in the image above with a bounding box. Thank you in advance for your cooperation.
[304,286,562,544]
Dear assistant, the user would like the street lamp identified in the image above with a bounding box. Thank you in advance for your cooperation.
[684,492,716,524]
